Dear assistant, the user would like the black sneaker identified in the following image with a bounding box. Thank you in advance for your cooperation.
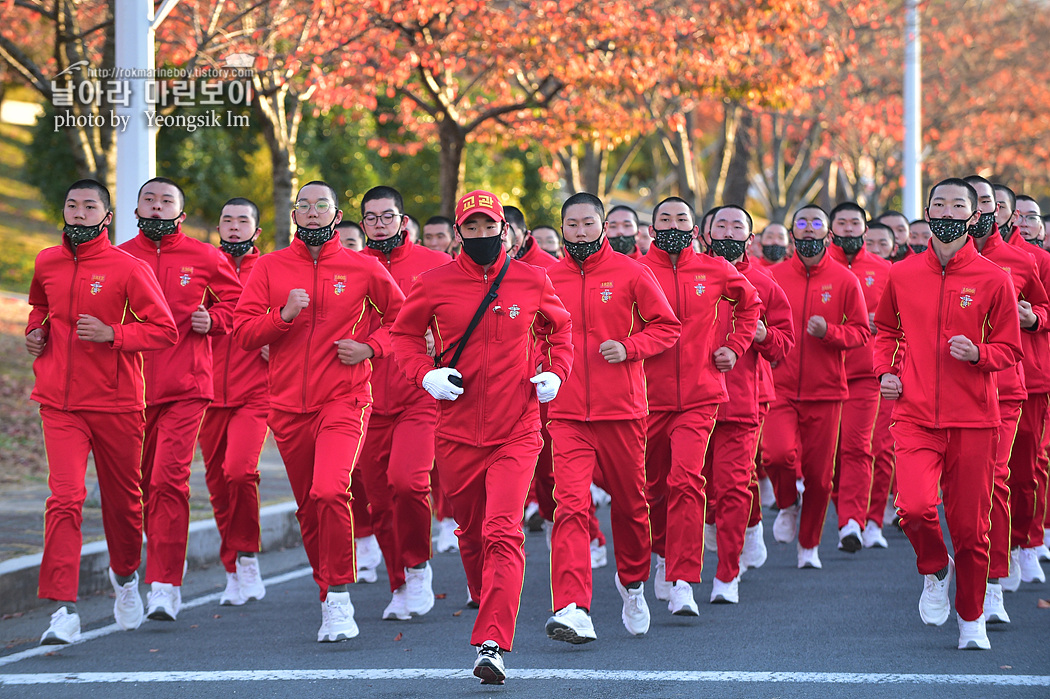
[473,640,506,685]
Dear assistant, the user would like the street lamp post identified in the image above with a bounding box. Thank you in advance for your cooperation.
[902,0,922,220]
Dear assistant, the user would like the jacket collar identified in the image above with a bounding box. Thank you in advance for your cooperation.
[644,240,697,268]
[924,236,979,273]
[827,243,873,267]
[789,246,832,275]
[455,246,510,280]
[562,237,615,272]
[290,233,343,262]
[362,235,415,264]
[61,228,112,259]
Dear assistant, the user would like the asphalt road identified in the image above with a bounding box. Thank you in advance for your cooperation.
[1,506,1047,698]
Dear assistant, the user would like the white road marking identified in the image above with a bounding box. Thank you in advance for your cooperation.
[0,669,1047,686]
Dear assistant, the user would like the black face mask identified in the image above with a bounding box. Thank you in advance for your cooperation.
[928,216,969,244]
[832,235,865,256]
[365,231,403,254]
[1026,237,1044,248]
[295,219,338,246]
[793,237,826,258]
[138,215,182,241]
[762,244,787,262]
[968,212,995,239]
[710,238,748,262]
[608,235,636,255]
[220,238,254,257]
[652,228,694,255]
[64,219,108,247]
[908,243,928,254]
[460,234,503,266]
[564,236,604,263]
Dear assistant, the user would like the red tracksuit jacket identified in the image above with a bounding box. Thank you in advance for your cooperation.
[234,236,405,413]
[827,245,891,382]
[210,249,268,408]
[390,247,573,447]
[27,233,178,412]
[1005,226,1050,395]
[546,239,680,421]
[516,237,558,268]
[715,255,795,424]
[974,229,1050,401]
[769,250,870,402]
[874,244,1024,429]
[641,245,761,412]
[119,231,242,404]
[361,238,452,416]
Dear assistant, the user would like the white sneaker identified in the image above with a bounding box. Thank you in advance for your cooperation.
[773,502,800,543]
[355,535,382,583]
[236,556,265,601]
[1044,527,1050,550]
[382,586,410,620]
[436,518,459,553]
[317,601,330,642]
[884,500,897,528]
[711,576,739,604]
[797,544,822,569]
[590,483,611,507]
[653,555,671,601]
[838,519,863,553]
[758,476,775,508]
[958,614,991,650]
[983,582,1010,624]
[219,572,244,606]
[919,557,954,626]
[523,501,540,526]
[473,640,506,685]
[404,562,435,616]
[109,569,144,630]
[146,582,181,621]
[862,520,888,549]
[1002,548,1022,592]
[545,603,597,644]
[1035,543,1050,562]
[590,539,608,569]
[704,523,718,554]
[40,606,81,645]
[466,586,479,609]
[1019,548,1046,583]
[614,574,650,635]
[740,522,768,570]
[668,580,699,616]
[543,519,553,551]
[321,591,358,642]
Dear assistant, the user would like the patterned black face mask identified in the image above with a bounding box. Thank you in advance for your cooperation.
[608,235,636,255]
[793,237,826,258]
[967,212,995,239]
[138,215,181,241]
[64,220,107,247]
[564,236,604,263]
[928,217,968,244]
[652,228,694,254]
[366,232,403,254]
[908,243,928,254]
[295,221,337,246]
[832,235,865,256]
[710,238,748,261]
[762,244,787,261]
[220,238,254,257]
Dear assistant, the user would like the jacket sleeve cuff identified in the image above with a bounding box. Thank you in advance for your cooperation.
[619,338,637,361]
[365,339,383,359]
[110,324,124,350]
[414,364,432,388]
[271,308,293,331]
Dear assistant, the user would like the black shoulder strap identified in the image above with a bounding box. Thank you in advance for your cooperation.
[436,256,511,369]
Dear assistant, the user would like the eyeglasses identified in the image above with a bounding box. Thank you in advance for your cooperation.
[363,212,401,226]
[1018,214,1043,225]
[794,219,824,230]
[294,200,333,214]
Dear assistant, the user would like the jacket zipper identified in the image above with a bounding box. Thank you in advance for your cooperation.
[798,267,811,400]
[477,271,488,444]
[673,263,682,411]
[302,258,318,410]
[64,253,78,411]
[936,268,946,427]
[580,267,590,420]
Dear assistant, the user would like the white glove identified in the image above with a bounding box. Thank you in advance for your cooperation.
[530,371,562,403]
[422,368,464,401]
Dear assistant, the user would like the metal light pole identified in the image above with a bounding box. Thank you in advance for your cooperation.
[902,0,922,220]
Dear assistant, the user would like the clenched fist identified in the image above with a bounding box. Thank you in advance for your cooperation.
[26,328,46,356]
[281,289,310,322]
[806,315,828,338]
[191,304,212,334]
[335,339,374,366]
[599,339,627,364]
[76,314,115,343]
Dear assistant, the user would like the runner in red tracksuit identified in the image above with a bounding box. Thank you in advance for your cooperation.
[606,205,645,259]
[118,178,242,622]
[764,204,870,569]
[28,180,178,645]
[198,198,270,608]
[544,193,680,643]
[875,178,1023,650]
[235,181,404,643]
[391,190,572,685]
[356,186,451,621]
[826,203,892,553]
[701,206,795,603]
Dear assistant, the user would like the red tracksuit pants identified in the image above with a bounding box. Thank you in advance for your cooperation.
[533,426,606,545]
[436,431,541,651]
[762,398,843,549]
[746,404,771,529]
[549,419,649,612]
[891,421,995,622]
[1010,393,1050,548]
[357,403,437,591]
[198,400,268,572]
[1038,406,1050,539]
[38,408,145,602]
[702,419,760,582]
[866,395,896,526]
[833,378,879,528]
[989,400,1022,578]
[141,398,209,585]
[269,399,371,599]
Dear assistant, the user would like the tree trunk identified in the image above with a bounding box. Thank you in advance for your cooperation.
[438,118,465,219]
[723,108,752,207]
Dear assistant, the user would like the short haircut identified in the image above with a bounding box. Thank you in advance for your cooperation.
[361,185,401,215]
[866,221,893,239]
[876,209,907,224]
[66,179,111,210]
[1016,195,1041,214]
[993,184,1017,212]
[909,219,928,226]
[653,197,696,226]
[792,204,828,227]
[963,175,993,192]
[607,205,639,226]
[504,205,527,232]
[699,207,719,233]
[335,221,363,233]
[298,180,339,208]
[829,201,867,222]
[928,178,978,212]
[138,176,185,210]
[562,192,605,221]
[222,197,260,228]
[761,222,786,234]
[714,204,754,234]
[424,215,454,232]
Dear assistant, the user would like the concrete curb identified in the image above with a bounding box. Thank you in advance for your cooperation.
[0,501,301,618]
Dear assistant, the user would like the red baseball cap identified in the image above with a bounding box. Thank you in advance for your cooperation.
[455,190,505,225]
